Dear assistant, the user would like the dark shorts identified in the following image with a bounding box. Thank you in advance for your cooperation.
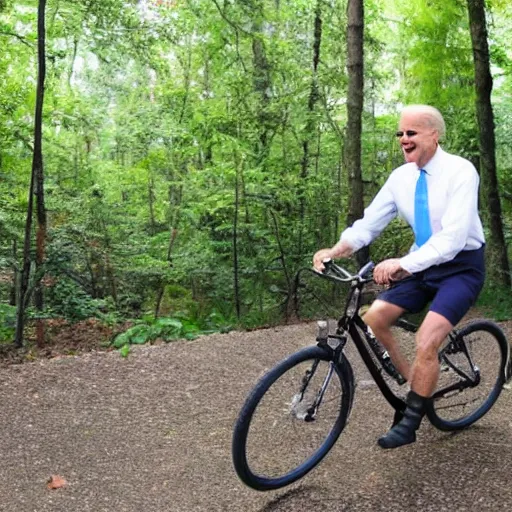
[377,246,486,326]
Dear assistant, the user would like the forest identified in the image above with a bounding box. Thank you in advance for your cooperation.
[1,0,512,351]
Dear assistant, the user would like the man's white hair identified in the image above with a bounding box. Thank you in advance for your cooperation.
[401,105,446,140]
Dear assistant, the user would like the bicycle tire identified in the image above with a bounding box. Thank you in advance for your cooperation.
[426,320,509,431]
[232,345,354,491]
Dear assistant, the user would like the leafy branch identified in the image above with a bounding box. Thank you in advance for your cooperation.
[0,31,34,49]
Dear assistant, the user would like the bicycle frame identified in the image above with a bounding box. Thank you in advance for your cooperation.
[302,261,407,416]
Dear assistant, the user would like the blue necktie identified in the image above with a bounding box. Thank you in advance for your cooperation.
[414,169,432,247]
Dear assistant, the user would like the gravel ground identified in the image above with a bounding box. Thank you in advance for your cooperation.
[0,320,511,512]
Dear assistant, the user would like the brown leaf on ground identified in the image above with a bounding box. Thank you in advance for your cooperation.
[47,475,67,489]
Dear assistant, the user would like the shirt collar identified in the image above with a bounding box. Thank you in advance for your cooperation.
[420,145,444,175]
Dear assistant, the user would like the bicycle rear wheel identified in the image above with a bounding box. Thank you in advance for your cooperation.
[426,320,509,431]
[232,345,354,491]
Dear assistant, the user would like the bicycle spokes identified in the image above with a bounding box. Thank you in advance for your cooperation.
[438,335,482,393]
[290,360,335,422]
[429,328,502,423]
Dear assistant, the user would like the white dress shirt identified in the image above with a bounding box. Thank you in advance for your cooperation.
[340,146,485,274]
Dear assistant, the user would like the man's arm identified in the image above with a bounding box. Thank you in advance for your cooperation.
[340,178,398,252]
[313,171,399,273]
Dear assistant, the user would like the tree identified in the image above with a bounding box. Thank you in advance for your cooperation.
[15,0,48,347]
[297,0,323,261]
[467,0,511,286]
[345,0,368,267]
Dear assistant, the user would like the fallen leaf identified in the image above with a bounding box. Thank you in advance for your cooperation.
[47,475,67,490]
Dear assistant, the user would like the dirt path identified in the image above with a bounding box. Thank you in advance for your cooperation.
[0,321,511,512]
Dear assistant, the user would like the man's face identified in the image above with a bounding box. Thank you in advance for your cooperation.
[397,112,438,169]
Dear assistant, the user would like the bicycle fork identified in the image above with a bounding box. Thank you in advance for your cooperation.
[291,361,336,422]
[290,322,347,422]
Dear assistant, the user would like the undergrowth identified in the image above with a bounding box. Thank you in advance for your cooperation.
[112,313,232,357]
[476,282,512,322]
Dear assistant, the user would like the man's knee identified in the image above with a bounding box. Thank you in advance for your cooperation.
[415,337,439,364]
[364,300,404,332]
[415,311,453,362]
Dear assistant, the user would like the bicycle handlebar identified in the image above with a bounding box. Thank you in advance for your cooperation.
[314,259,375,284]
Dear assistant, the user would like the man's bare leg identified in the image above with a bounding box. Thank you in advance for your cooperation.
[409,311,454,396]
[363,300,411,381]
[378,310,454,449]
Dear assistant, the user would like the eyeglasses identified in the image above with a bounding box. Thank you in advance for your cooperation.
[395,130,418,138]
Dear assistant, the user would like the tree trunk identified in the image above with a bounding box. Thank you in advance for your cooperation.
[345,0,368,268]
[202,53,213,165]
[233,153,242,320]
[15,167,35,347]
[15,0,47,348]
[297,0,323,261]
[10,240,17,306]
[269,210,293,321]
[467,0,511,286]
[154,184,182,319]
[34,0,48,347]
[148,175,156,236]
[250,1,272,165]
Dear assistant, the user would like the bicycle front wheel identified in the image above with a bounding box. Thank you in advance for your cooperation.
[426,320,509,431]
[232,345,354,491]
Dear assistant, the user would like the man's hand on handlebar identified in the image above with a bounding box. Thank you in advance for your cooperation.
[373,258,411,285]
[312,249,335,272]
[313,241,354,272]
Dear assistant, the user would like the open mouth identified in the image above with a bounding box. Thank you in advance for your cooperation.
[403,146,415,154]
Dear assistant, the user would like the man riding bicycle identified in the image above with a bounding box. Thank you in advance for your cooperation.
[313,105,485,449]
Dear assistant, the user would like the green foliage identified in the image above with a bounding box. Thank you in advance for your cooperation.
[119,343,131,358]
[1,0,511,340]
[0,303,16,342]
[112,315,219,349]
[46,278,107,322]
[477,282,512,321]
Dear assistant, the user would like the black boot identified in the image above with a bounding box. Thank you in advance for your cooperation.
[378,391,428,449]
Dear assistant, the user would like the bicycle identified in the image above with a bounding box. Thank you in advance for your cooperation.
[232,259,511,491]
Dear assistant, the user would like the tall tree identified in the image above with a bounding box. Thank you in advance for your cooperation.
[34,0,48,347]
[248,0,273,165]
[345,0,368,266]
[15,0,48,347]
[467,0,511,286]
[297,0,323,262]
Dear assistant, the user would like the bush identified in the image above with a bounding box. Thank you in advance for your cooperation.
[0,303,16,342]
[46,278,107,321]
[476,282,512,321]
[112,316,208,348]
